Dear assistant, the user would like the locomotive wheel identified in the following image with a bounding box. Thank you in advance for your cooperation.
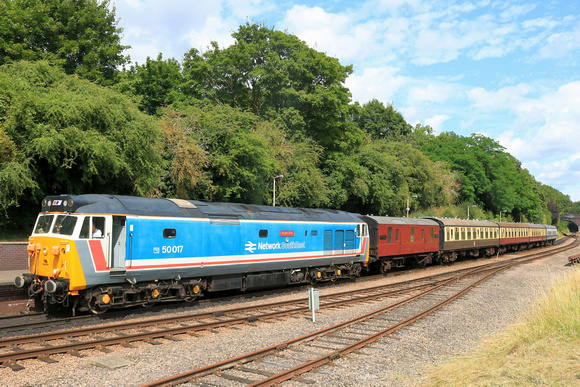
[87,297,108,315]
[183,283,201,302]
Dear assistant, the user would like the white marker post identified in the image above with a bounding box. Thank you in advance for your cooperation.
[308,288,319,322]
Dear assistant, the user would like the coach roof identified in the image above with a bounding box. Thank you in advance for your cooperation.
[361,215,439,227]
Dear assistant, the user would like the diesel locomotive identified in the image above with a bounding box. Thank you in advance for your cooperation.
[14,194,557,314]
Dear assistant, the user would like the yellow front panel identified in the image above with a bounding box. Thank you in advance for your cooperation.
[27,237,87,291]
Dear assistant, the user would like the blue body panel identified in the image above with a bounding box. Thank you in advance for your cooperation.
[122,216,364,283]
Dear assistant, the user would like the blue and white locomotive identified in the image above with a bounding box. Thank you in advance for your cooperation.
[16,195,369,313]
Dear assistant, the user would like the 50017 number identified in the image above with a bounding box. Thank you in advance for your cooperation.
[161,245,184,254]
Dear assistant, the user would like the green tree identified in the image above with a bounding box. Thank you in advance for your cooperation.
[378,141,460,208]
[0,61,163,216]
[182,22,364,152]
[159,103,330,207]
[421,132,490,204]
[353,99,412,140]
[0,0,129,85]
[324,142,408,216]
[117,54,183,115]
[421,132,543,221]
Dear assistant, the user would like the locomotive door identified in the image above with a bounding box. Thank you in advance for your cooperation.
[110,216,127,275]
[80,215,114,271]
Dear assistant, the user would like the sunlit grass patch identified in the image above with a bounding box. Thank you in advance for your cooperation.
[424,266,580,386]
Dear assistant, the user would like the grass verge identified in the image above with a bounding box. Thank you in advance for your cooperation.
[424,265,580,386]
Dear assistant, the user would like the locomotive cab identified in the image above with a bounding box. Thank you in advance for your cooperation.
[15,196,124,311]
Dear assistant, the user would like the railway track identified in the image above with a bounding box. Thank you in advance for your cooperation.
[0,239,575,374]
[0,276,460,370]
[140,241,578,386]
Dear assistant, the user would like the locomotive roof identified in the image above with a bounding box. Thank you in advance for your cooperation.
[40,194,363,223]
[361,215,439,227]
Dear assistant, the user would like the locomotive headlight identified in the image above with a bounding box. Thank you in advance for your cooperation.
[43,248,47,256]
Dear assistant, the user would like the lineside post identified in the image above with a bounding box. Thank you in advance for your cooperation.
[308,288,319,322]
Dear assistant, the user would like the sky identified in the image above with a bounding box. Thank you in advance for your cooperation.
[111,0,580,201]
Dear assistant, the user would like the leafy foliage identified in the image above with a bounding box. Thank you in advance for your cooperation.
[158,104,329,208]
[0,61,163,213]
[0,0,128,85]
[353,99,413,140]
[116,54,183,115]
[421,132,544,222]
[181,22,364,152]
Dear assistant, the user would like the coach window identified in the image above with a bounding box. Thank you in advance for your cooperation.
[411,227,415,242]
[388,227,393,243]
[430,228,434,241]
[421,229,425,241]
[396,229,400,242]
[163,228,176,239]
[380,234,387,241]
[259,229,268,238]
[455,228,459,240]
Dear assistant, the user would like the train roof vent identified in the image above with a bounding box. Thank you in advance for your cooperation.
[167,198,198,209]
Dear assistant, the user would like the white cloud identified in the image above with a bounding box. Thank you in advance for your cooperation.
[524,154,580,201]
[499,4,536,20]
[282,5,379,62]
[535,22,580,61]
[466,83,533,111]
[113,0,232,63]
[407,82,461,104]
[424,114,451,133]
[345,66,411,104]
[483,81,580,200]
